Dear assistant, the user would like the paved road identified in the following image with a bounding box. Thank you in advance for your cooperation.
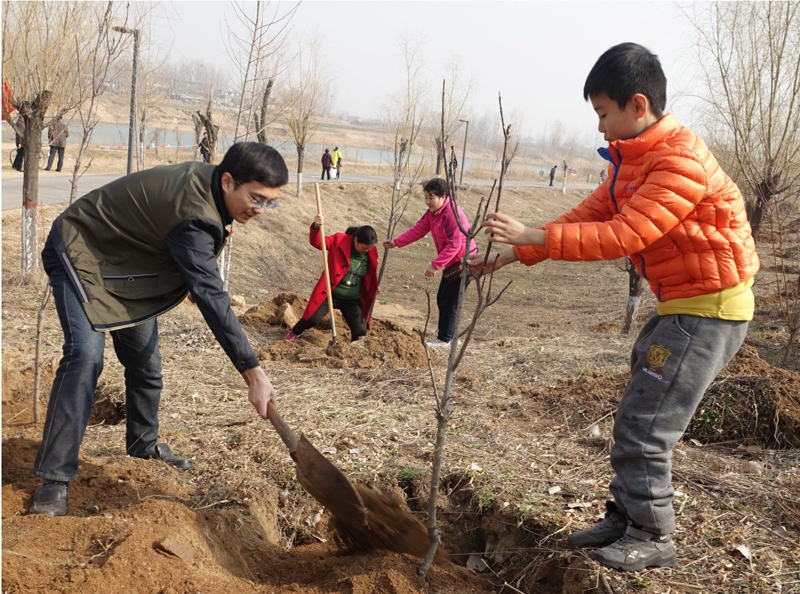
[2,171,594,211]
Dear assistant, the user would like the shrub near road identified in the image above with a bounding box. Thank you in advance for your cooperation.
[2,182,799,594]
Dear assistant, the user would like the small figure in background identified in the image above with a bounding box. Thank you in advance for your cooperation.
[45,115,69,172]
[199,132,211,163]
[321,148,333,180]
[331,146,342,179]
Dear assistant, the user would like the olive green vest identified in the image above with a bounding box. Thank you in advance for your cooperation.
[56,162,224,330]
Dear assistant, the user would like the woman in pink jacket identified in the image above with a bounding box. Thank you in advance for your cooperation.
[383,178,478,348]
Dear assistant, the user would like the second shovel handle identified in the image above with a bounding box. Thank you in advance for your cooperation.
[315,184,337,341]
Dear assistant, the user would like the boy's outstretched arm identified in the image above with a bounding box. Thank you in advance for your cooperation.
[467,246,519,275]
[482,212,546,246]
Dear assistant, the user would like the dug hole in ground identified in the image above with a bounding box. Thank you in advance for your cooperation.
[2,177,800,594]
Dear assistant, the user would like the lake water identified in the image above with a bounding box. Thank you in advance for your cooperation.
[2,120,480,168]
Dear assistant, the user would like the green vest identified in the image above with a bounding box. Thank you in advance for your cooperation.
[55,162,224,330]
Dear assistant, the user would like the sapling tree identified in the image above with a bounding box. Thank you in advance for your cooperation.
[225,0,297,143]
[378,35,427,287]
[283,35,329,197]
[2,1,130,274]
[67,2,135,203]
[416,87,513,579]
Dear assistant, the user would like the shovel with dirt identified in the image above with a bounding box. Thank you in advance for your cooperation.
[265,400,443,561]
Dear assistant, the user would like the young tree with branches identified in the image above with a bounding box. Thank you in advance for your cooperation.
[430,56,473,177]
[377,34,427,287]
[691,1,800,240]
[690,1,800,361]
[415,87,513,579]
[2,1,123,274]
[67,3,148,202]
[283,36,328,197]
[225,0,297,143]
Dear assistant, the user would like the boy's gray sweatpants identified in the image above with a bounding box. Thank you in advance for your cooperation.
[610,313,748,536]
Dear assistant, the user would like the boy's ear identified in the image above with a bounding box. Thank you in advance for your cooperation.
[631,93,650,120]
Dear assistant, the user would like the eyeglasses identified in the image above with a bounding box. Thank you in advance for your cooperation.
[236,180,278,211]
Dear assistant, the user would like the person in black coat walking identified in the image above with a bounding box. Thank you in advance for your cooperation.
[321,148,333,180]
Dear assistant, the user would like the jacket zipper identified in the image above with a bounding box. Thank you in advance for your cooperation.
[598,145,649,282]
[102,273,158,280]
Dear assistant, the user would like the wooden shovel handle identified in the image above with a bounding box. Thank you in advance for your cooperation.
[266,400,299,453]
[315,184,337,342]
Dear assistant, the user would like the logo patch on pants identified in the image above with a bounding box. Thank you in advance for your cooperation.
[644,344,671,380]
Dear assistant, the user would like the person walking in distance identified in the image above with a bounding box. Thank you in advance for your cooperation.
[549,165,557,186]
[321,148,333,180]
[331,146,343,179]
[45,115,69,172]
[199,132,211,163]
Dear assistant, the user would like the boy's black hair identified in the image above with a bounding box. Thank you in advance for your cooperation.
[583,43,667,119]
[218,142,289,188]
[423,177,448,197]
[345,225,378,245]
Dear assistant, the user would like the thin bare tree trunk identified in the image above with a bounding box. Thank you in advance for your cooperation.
[296,146,304,197]
[33,283,53,424]
[256,78,274,143]
[622,260,644,334]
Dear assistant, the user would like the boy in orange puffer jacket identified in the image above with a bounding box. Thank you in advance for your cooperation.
[470,42,759,571]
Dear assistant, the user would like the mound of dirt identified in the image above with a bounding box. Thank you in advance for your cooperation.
[243,293,431,369]
[1,436,492,594]
[508,343,800,448]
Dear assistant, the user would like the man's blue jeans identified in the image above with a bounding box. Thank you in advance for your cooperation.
[34,254,163,482]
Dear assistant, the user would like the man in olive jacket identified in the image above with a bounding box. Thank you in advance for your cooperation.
[29,142,289,516]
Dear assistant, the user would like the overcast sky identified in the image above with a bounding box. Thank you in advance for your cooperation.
[158,1,702,145]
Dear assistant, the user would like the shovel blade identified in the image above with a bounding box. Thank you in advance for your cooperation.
[293,434,368,527]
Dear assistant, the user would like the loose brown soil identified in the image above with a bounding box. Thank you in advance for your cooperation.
[3,175,799,593]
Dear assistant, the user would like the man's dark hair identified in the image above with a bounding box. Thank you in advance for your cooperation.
[345,225,378,245]
[583,42,667,119]
[423,177,448,197]
[218,142,289,188]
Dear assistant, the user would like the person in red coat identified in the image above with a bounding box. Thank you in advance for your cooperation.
[286,216,379,342]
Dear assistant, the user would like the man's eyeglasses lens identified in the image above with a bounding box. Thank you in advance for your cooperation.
[237,181,278,210]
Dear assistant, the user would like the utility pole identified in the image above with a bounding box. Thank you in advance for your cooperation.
[112,26,139,175]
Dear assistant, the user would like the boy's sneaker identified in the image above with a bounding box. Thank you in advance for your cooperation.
[590,525,677,571]
[426,338,451,348]
[567,501,628,549]
[285,330,297,342]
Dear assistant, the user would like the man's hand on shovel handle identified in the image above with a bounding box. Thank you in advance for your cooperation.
[241,366,278,419]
